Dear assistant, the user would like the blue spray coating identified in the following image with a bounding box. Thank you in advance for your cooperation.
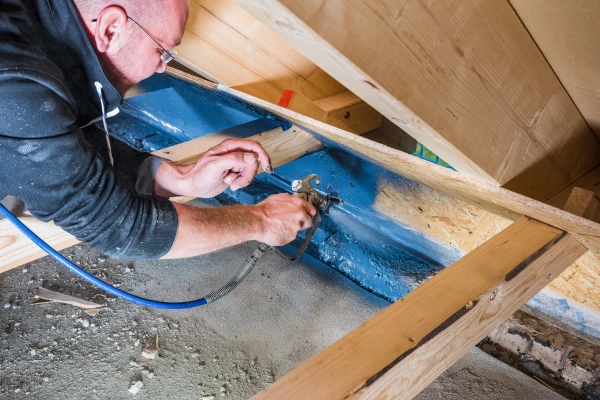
[108,73,462,303]
[526,292,600,341]
[105,74,291,152]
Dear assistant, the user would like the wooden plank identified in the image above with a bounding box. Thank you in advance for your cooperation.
[313,91,382,134]
[547,166,600,211]
[509,0,600,142]
[152,125,322,167]
[0,215,79,274]
[252,218,587,399]
[232,0,600,201]
[177,0,381,134]
[212,81,600,255]
[0,118,322,273]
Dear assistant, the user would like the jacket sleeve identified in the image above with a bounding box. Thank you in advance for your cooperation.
[0,69,179,260]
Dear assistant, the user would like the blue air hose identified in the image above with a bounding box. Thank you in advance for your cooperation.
[0,203,268,309]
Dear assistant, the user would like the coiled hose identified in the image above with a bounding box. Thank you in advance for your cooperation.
[0,202,269,309]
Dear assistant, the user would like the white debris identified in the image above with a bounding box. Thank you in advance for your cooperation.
[3,303,10,309]
[30,349,36,356]
[22,269,27,273]
[200,396,215,400]
[128,381,143,395]
[146,373,154,379]
[124,267,131,273]
[42,377,49,382]
[81,319,90,328]
[142,335,159,359]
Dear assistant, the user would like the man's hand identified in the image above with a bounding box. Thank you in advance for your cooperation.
[251,194,317,246]
[162,194,317,259]
[154,139,272,198]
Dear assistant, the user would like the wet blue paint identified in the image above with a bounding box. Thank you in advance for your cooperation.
[108,73,462,303]
[526,291,600,341]
[106,73,289,152]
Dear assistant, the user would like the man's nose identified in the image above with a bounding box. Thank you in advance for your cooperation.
[156,62,168,74]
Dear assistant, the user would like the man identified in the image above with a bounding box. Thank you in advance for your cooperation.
[0,0,316,260]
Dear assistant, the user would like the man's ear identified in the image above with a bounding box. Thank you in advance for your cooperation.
[94,6,129,54]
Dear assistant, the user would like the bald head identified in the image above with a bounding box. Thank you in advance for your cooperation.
[74,0,189,93]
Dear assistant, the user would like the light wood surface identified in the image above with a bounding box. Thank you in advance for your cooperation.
[313,91,382,135]
[215,82,600,255]
[177,0,381,134]
[152,125,322,167]
[0,216,79,274]
[510,0,600,141]
[252,218,587,399]
[232,0,600,201]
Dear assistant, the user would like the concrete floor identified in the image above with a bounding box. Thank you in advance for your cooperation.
[0,238,566,399]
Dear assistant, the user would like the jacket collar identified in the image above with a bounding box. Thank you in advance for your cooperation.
[35,0,123,125]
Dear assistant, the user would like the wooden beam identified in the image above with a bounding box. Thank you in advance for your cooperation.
[509,0,600,142]
[252,218,586,399]
[213,81,600,255]
[313,91,382,135]
[0,215,79,274]
[232,0,600,201]
[177,0,381,134]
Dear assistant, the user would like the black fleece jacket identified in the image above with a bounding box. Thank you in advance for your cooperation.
[0,0,178,258]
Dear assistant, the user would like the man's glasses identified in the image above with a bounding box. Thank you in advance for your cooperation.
[91,16,177,64]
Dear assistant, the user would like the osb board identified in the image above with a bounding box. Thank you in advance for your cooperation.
[372,177,600,312]
[510,0,600,141]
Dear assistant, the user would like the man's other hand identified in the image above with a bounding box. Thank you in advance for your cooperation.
[154,139,272,198]
[251,194,317,246]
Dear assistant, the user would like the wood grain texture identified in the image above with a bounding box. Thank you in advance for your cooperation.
[152,125,322,167]
[510,0,600,141]
[233,0,600,201]
[215,82,600,255]
[252,218,587,399]
[0,216,79,274]
[177,0,381,134]
[313,91,382,134]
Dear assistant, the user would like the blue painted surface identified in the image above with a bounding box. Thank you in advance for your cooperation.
[526,291,600,341]
[107,74,289,152]
[107,73,462,303]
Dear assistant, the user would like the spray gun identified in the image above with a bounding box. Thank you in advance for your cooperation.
[277,174,343,261]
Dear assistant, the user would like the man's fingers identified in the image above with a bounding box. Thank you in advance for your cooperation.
[223,171,240,185]
[210,139,272,173]
[208,151,256,175]
[304,202,317,217]
[230,160,259,191]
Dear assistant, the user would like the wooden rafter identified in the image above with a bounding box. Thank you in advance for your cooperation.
[232,0,600,201]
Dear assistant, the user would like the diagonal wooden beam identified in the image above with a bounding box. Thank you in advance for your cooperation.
[213,81,600,255]
[232,0,600,201]
[252,217,587,399]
